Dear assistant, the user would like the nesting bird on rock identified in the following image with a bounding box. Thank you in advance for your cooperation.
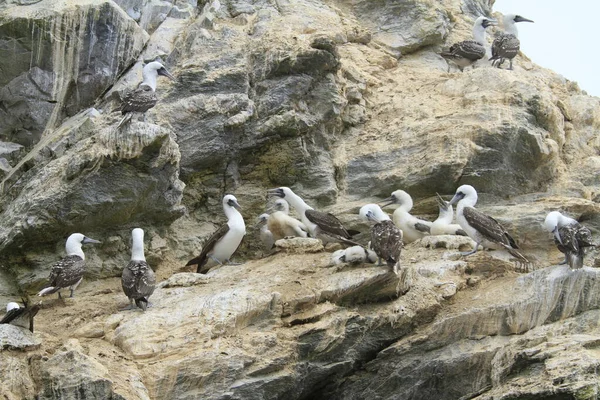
[186,194,246,274]
[359,204,403,274]
[449,185,528,262]
[266,198,308,242]
[122,228,156,311]
[267,187,359,245]
[441,16,497,71]
[490,13,534,70]
[431,193,467,236]
[38,233,101,298]
[1,300,41,332]
[256,213,275,252]
[339,245,378,265]
[117,61,176,128]
[544,211,594,269]
[381,190,431,244]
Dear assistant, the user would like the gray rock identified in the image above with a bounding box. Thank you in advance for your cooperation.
[0,324,41,351]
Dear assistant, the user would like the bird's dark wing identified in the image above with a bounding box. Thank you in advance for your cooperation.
[48,255,85,288]
[372,220,403,267]
[575,225,594,248]
[457,229,468,236]
[122,260,156,299]
[444,40,485,61]
[414,222,431,233]
[463,207,518,248]
[305,210,351,239]
[491,34,519,60]
[186,224,230,273]
[0,307,25,325]
[120,86,158,114]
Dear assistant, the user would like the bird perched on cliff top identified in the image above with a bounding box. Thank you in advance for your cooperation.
[381,190,432,244]
[117,61,176,128]
[267,198,308,242]
[359,204,403,274]
[256,213,275,253]
[1,300,41,332]
[431,193,467,236]
[122,228,156,311]
[38,233,101,298]
[440,16,497,71]
[544,211,594,269]
[267,187,360,245]
[489,14,534,70]
[186,194,246,274]
[449,185,528,262]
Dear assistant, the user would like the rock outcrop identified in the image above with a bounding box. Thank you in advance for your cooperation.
[1,0,600,398]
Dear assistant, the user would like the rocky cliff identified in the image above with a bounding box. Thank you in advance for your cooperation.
[1,0,600,399]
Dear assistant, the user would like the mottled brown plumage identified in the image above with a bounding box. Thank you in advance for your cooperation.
[305,209,353,239]
[371,220,403,269]
[554,223,594,269]
[120,85,158,114]
[441,40,486,69]
[490,33,520,68]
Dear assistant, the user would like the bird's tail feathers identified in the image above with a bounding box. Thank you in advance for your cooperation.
[37,287,60,297]
[568,252,584,270]
[135,298,149,311]
[116,113,132,129]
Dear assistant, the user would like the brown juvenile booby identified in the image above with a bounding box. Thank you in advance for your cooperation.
[267,187,359,245]
[441,16,497,71]
[186,194,246,274]
[117,61,176,128]
[449,185,528,262]
[1,300,41,332]
[256,213,275,252]
[122,228,156,311]
[37,233,101,298]
[490,14,534,70]
[381,190,432,244]
[431,193,468,236]
[359,204,403,274]
[544,211,594,269]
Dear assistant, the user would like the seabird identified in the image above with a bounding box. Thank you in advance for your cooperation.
[122,228,156,311]
[1,300,40,332]
[186,194,246,274]
[449,185,528,262]
[117,61,176,128]
[273,199,291,214]
[267,187,359,245]
[330,249,346,265]
[431,193,468,236]
[441,16,497,71]
[381,190,432,244]
[490,14,534,70]
[256,213,275,252]
[37,233,101,298]
[359,204,403,274]
[267,198,309,241]
[339,245,378,265]
[544,211,594,269]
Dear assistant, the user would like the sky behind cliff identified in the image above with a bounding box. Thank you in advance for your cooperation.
[495,0,599,97]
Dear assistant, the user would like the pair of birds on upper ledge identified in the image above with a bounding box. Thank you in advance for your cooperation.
[34,228,155,311]
[441,13,534,71]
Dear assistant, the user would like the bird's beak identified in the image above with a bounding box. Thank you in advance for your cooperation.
[267,188,285,198]
[448,192,465,206]
[483,19,498,28]
[83,237,101,244]
[232,200,242,211]
[158,67,177,81]
[380,197,395,208]
[514,16,534,23]
[367,211,381,224]
[435,193,448,211]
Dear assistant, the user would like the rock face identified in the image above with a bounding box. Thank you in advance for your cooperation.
[1,0,600,398]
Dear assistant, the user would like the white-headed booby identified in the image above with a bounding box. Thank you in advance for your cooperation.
[122,228,156,311]
[267,187,359,245]
[449,185,528,262]
[117,61,176,128]
[490,14,534,70]
[273,199,290,214]
[359,204,403,274]
[1,300,41,332]
[544,211,594,269]
[431,193,468,236]
[441,16,497,71]
[186,194,246,274]
[37,233,101,298]
[381,190,432,244]
[256,213,275,252]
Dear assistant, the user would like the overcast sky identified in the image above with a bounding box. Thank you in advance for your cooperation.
[495,0,599,97]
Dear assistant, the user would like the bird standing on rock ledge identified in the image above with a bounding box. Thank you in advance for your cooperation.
[544,211,594,269]
[441,16,497,72]
[490,13,534,70]
[122,228,156,311]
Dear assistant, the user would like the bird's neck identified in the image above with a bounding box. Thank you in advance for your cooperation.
[473,24,487,44]
[285,192,313,215]
[141,70,158,91]
[131,235,146,261]
[504,21,518,37]
[226,207,246,232]
[436,207,453,224]
[65,240,85,260]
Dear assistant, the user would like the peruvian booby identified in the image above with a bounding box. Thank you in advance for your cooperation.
[186,194,246,274]
[330,249,346,265]
[267,198,309,241]
[544,211,594,269]
[449,185,528,262]
[273,199,290,214]
[267,187,359,245]
[122,228,156,311]
[256,213,275,252]
[339,245,378,265]
[1,300,41,332]
[117,61,176,128]
[359,204,403,274]
[490,14,534,70]
[431,193,468,236]
[381,190,432,244]
[38,233,101,298]
[441,16,497,71]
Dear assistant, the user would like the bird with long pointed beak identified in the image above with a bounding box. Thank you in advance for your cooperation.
[381,190,432,244]
[490,14,534,70]
[441,16,497,71]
